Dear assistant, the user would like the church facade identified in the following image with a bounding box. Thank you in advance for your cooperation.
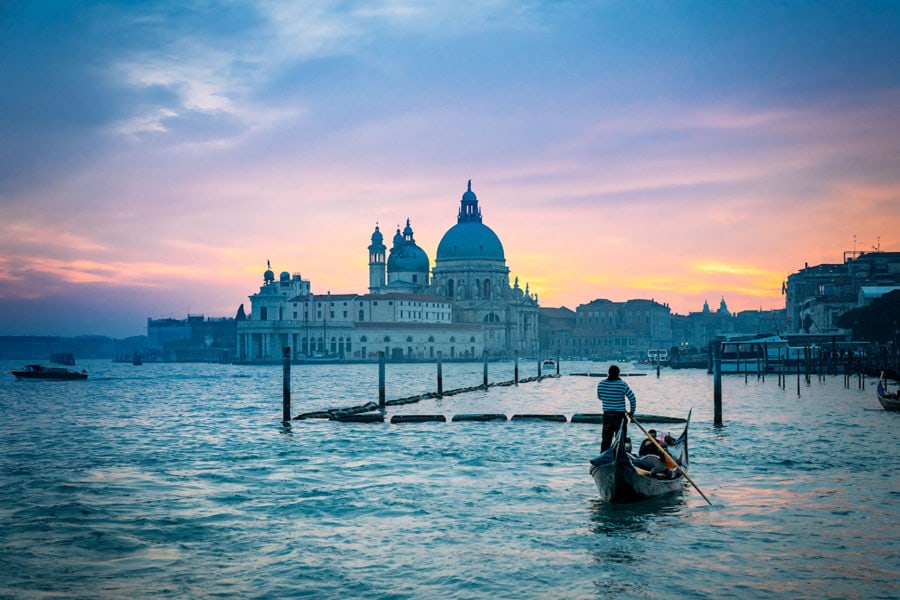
[236,182,540,362]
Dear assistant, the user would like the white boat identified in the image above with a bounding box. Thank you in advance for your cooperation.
[717,334,789,374]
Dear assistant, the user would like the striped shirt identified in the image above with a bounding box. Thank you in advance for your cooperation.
[597,378,636,413]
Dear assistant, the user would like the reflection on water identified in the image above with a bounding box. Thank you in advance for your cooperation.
[1,360,898,599]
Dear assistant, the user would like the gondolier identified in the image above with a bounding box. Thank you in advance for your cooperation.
[597,364,636,451]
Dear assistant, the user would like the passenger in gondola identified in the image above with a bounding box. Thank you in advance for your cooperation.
[639,429,664,458]
[635,429,672,476]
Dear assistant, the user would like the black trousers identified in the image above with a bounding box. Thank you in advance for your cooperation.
[601,411,627,452]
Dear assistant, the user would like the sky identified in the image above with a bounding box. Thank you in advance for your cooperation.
[2,1,900,339]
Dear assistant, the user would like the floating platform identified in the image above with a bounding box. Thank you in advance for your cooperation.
[510,414,567,422]
[330,413,385,423]
[390,414,447,424]
[570,413,686,424]
[311,412,685,424]
[451,413,508,422]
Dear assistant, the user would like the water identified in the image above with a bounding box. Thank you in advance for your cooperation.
[1,360,897,599]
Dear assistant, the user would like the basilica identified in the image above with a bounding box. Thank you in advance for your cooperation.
[236,182,540,362]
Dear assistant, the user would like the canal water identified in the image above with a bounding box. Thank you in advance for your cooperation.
[0,360,897,599]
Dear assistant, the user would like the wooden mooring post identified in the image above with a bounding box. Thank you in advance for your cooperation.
[483,352,489,389]
[437,351,443,398]
[378,351,386,409]
[282,346,291,423]
[514,350,519,386]
[713,342,723,427]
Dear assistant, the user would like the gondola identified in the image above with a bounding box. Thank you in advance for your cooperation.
[876,378,900,411]
[589,410,690,503]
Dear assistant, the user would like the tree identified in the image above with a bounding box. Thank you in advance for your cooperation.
[835,290,900,343]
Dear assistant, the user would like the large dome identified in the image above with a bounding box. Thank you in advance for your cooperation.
[435,180,505,261]
[436,222,505,260]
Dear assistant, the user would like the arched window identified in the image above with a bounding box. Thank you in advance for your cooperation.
[406,336,413,342]
[483,278,491,299]
[428,336,435,342]
[384,336,391,342]
[450,336,456,343]
[360,335,368,342]
[447,279,454,298]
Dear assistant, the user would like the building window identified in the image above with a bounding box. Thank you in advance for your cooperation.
[260,307,268,321]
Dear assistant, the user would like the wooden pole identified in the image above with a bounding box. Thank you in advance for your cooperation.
[282,346,291,423]
[514,350,519,386]
[713,342,723,427]
[556,349,561,376]
[483,351,488,389]
[797,350,801,396]
[378,351,386,409]
[537,356,542,379]
[437,351,443,398]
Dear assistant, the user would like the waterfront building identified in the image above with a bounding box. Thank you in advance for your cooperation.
[537,306,577,359]
[571,298,672,360]
[236,182,538,362]
[785,250,900,334]
[147,314,236,362]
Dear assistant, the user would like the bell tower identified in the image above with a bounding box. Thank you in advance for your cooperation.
[368,224,387,292]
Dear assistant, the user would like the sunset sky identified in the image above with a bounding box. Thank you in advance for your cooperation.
[2,1,900,338]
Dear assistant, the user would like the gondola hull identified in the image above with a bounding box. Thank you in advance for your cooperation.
[877,381,900,411]
[589,412,690,503]
[590,459,685,503]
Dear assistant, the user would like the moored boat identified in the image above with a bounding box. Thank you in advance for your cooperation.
[876,378,900,411]
[589,411,690,503]
[11,364,88,380]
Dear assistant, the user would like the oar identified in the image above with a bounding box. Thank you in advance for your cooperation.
[627,413,713,506]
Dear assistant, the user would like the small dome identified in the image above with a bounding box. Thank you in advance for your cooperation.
[387,244,430,272]
[264,269,275,283]
[371,225,383,244]
[280,271,290,282]
[387,218,429,273]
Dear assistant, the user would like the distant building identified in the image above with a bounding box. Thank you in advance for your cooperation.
[858,285,900,306]
[785,251,900,334]
[571,298,672,360]
[236,181,539,362]
[537,306,576,358]
[147,315,236,362]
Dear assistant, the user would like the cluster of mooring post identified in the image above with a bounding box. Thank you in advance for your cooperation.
[711,340,886,420]
[285,349,562,422]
